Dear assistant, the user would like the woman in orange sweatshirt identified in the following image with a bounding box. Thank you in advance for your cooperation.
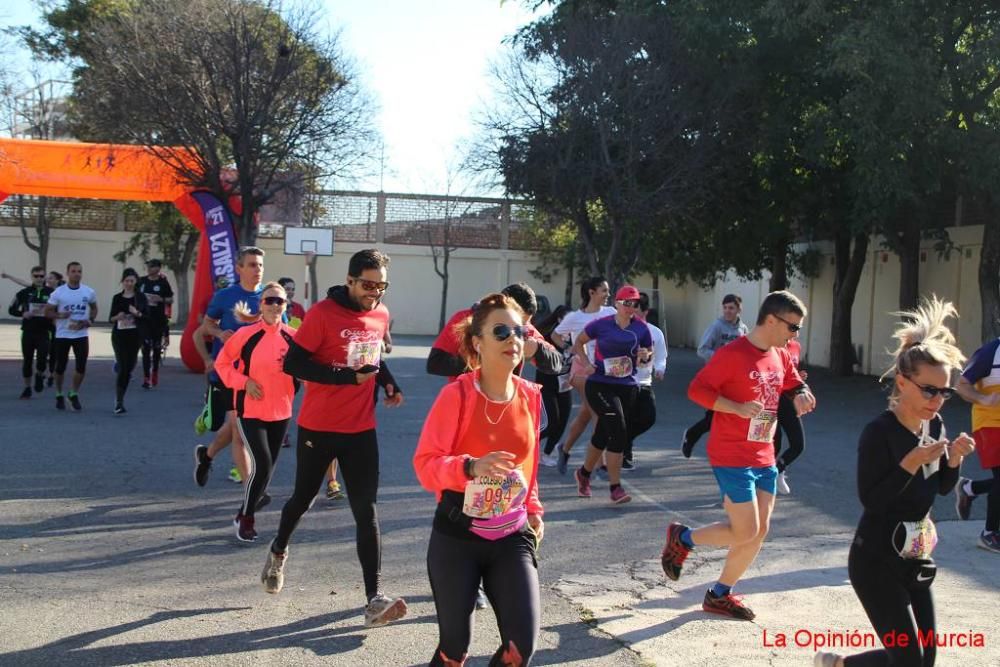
[215,281,296,543]
[413,292,544,667]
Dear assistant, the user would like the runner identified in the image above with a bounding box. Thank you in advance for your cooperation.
[7,266,52,398]
[681,294,748,458]
[192,247,266,487]
[535,305,573,467]
[44,262,98,411]
[624,292,667,470]
[814,297,974,667]
[277,277,307,326]
[569,285,652,504]
[108,268,149,415]
[551,277,616,474]
[214,281,296,542]
[954,333,1000,553]
[136,258,173,389]
[414,292,544,666]
[260,248,408,629]
[661,290,816,621]
[773,337,807,494]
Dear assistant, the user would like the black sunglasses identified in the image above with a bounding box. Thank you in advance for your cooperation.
[262,296,286,306]
[492,323,526,342]
[774,314,802,333]
[350,276,390,292]
[32,274,46,278]
[902,375,955,400]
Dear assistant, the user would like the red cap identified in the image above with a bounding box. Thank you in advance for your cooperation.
[615,285,640,301]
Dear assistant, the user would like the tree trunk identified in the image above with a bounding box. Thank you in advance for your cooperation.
[769,237,788,292]
[829,230,870,376]
[981,207,1000,341]
[171,232,199,327]
[897,217,921,311]
[438,250,450,332]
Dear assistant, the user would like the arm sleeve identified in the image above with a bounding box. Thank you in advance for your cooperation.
[856,421,915,510]
[696,323,717,360]
[214,329,250,391]
[162,279,174,298]
[653,327,668,373]
[205,292,225,321]
[780,350,805,393]
[8,292,22,318]
[528,326,563,374]
[376,358,403,394]
[413,385,470,494]
[426,347,467,377]
[282,339,358,385]
[108,295,124,321]
[687,350,728,409]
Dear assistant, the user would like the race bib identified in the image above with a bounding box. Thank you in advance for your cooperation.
[346,340,381,369]
[117,315,137,331]
[603,355,633,378]
[893,517,938,560]
[29,302,46,316]
[747,410,778,443]
[463,468,528,519]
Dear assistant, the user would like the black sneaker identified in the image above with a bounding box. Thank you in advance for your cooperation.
[955,477,974,521]
[234,513,257,542]
[622,457,635,471]
[114,403,127,416]
[20,387,32,400]
[34,374,44,393]
[55,395,66,410]
[557,448,571,475]
[193,445,212,487]
[681,429,695,458]
[702,589,755,621]
[68,394,82,411]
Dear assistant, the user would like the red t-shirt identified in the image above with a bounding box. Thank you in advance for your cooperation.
[688,336,803,467]
[294,298,390,433]
[786,338,801,368]
[431,306,548,380]
[289,300,307,321]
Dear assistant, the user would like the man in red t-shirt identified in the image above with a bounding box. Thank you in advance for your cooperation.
[660,290,817,621]
[261,249,408,629]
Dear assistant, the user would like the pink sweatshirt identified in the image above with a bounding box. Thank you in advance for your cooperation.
[214,319,296,421]
[413,372,544,516]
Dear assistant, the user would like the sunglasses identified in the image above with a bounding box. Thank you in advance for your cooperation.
[902,375,956,400]
[617,299,640,308]
[262,296,286,306]
[492,323,526,342]
[350,277,390,292]
[774,314,802,333]
[32,274,46,279]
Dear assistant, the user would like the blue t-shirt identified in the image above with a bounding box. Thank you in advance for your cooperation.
[205,284,263,381]
[584,315,653,385]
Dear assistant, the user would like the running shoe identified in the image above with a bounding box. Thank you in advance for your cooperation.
[776,471,791,495]
[193,445,212,487]
[574,468,592,498]
[326,480,346,501]
[142,376,151,390]
[621,457,635,471]
[19,387,31,400]
[34,374,44,393]
[151,370,159,387]
[955,477,974,520]
[113,403,127,416]
[364,593,408,628]
[228,467,242,483]
[261,545,287,593]
[556,448,570,475]
[255,493,272,511]
[610,486,631,504]
[813,652,843,667]
[702,589,755,621]
[540,453,558,468]
[661,522,691,581]
[978,530,1000,554]
[681,429,695,458]
[68,394,82,411]
[475,586,489,610]
[235,513,257,542]
[55,395,65,410]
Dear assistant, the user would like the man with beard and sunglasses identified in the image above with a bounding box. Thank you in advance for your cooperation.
[262,248,408,629]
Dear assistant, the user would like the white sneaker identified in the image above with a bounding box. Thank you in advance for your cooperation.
[814,652,842,667]
[776,471,791,495]
[364,593,408,628]
[540,453,558,467]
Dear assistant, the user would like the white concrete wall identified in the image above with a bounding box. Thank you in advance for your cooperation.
[0,224,989,371]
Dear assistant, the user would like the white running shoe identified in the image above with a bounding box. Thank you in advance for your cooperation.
[776,471,791,495]
[540,453,558,468]
[364,593,408,628]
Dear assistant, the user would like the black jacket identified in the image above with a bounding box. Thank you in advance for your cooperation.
[8,285,53,333]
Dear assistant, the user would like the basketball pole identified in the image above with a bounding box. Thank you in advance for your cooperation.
[303,250,315,309]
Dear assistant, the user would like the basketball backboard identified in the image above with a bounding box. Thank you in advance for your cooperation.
[284,226,334,256]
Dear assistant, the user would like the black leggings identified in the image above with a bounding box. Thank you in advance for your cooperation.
[52,337,89,375]
[969,466,1000,532]
[21,330,49,378]
[142,320,167,376]
[236,418,290,518]
[427,529,539,666]
[273,427,382,598]
[625,385,656,460]
[538,373,572,455]
[846,546,936,666]
[585,381,637,454]
[112,331,142,402]
[773,394,805,472]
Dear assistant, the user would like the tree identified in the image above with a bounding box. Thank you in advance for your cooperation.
[26,0,377,246]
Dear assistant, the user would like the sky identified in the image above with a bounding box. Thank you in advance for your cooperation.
[0,0,543,196]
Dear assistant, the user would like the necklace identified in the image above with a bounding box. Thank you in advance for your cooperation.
[475,379,514,425]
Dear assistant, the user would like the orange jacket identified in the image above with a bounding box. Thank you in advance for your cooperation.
[215,319,296,421]
[413,371,544,516]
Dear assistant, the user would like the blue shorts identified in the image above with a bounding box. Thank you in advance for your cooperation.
[712,465,778,504]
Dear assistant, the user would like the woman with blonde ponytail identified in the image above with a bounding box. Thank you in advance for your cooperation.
[815,297,976,667]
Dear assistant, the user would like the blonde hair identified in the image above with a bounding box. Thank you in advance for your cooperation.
[233,281,286,323]
[881,295,965,403]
